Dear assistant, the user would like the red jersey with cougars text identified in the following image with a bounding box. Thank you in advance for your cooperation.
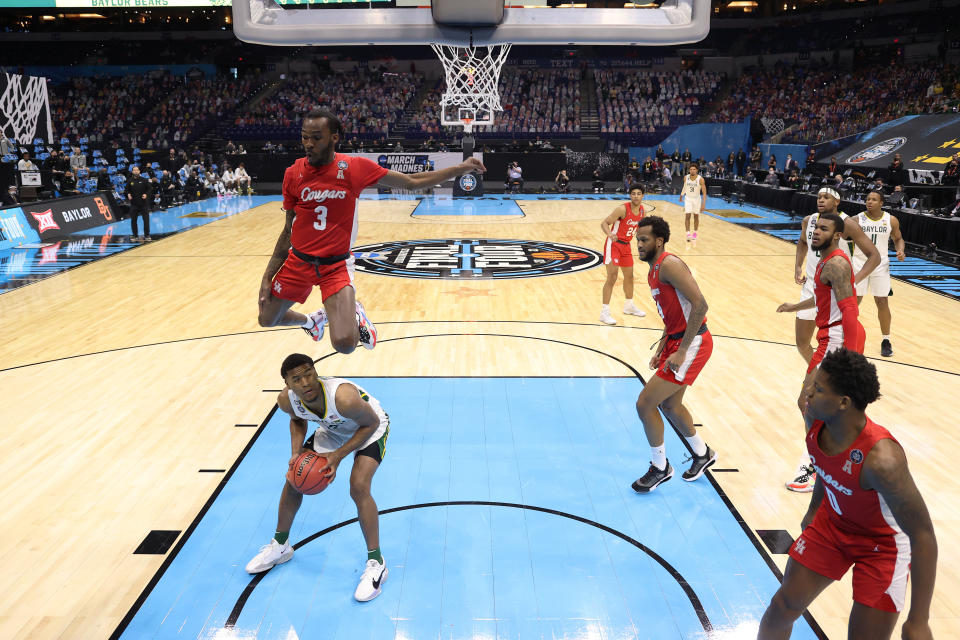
[814,247,856,329]
[806,417,903,537]
[282,154,388,256]
[613,202,645,243]
[648,252,706,335]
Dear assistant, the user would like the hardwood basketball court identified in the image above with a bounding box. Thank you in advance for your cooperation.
[0,195,956,639]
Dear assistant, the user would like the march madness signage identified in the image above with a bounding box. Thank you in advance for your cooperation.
[360,152,479,175]
[21,192,117,240]
[352,239,601,280]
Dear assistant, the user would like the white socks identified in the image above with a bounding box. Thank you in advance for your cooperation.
[685,433,707,457]
[602,304,610,312]
[882,335,890,341]
[625,298,634,307]
[650,445,667,470]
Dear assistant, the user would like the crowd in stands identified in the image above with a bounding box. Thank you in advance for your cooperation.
[225,71,421,140]
[0,131,254,214]
[146,75,259,147]
[711,61,960,144]
[49,73,262,150]
[6,47,960,209]
[596,69,722,144]
[50,75,179,145]
[411,68,581,136]
[493,68,581,135]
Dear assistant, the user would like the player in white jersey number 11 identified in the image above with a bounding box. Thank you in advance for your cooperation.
[854,190,906,358]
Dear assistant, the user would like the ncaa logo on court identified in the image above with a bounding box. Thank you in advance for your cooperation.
[847,137,906,164]
[458,174,478,192]
[352,239,602,279]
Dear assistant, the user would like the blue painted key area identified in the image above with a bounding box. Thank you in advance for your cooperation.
[118,377,819,640]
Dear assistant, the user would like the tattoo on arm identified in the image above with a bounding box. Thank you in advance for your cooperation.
[662,256,708,351]
[822,257,853,300]
[865,444,934,536]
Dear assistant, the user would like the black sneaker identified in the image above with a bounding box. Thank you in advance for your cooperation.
[880,339,893,357]
[631,461,674,493]
[682,446,717,481]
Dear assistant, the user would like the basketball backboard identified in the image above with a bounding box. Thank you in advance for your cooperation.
[233,0,711,47]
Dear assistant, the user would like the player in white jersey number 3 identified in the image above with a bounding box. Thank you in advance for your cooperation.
[681,162,706,241]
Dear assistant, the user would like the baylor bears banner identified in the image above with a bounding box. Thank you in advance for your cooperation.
[831,114,960,174]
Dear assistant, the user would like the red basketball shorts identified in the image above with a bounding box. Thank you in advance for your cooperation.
[655,330,712,386]
[807,322,866,374]
[789,509,911,613]
[270,251,355,304]
[603,238,634,267]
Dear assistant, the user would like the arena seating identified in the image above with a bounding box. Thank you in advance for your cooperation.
[711,61,959,144]
[596,69,723,147]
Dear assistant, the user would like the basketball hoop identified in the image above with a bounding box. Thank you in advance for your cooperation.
[1,73,51,144]
[430,43,511,134]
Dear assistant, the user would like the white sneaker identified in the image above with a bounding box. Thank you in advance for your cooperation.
[302,309,328,341]
[245,539,293,574]
[599,310,616,325]
[623,303,646,317]
[354,558,387,602]
[356,301,377,350]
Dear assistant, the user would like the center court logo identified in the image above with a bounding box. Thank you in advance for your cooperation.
[352,239,602,279]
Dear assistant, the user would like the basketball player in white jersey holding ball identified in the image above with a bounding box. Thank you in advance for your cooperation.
[681,162,706,241]
[786,187,881,492]
[245,353,391,602]
[854,189,906,358]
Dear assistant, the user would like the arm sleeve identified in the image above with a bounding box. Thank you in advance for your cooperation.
[837,296,860,350]
[350,156,390,194]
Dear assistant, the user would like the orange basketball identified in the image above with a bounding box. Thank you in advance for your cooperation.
[286,451,332,495]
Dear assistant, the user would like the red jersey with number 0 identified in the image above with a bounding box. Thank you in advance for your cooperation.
[648,252,706,335]
[814,248,856,329]
[282,154,388,256]
[806,417,903,537]
[613,202,645,243]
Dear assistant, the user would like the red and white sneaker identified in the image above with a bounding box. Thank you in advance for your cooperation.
[356,301,377,350]
[302,309,328,342]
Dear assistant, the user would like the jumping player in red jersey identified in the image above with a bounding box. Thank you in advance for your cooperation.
[599,184,648,325]
[631,216,717,493]
[258,107,486,353]
[757,349,937,640]
[778,213,866,492]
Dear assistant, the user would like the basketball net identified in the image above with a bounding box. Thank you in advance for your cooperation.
[430,43,511,134]
[1,73,50,145]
